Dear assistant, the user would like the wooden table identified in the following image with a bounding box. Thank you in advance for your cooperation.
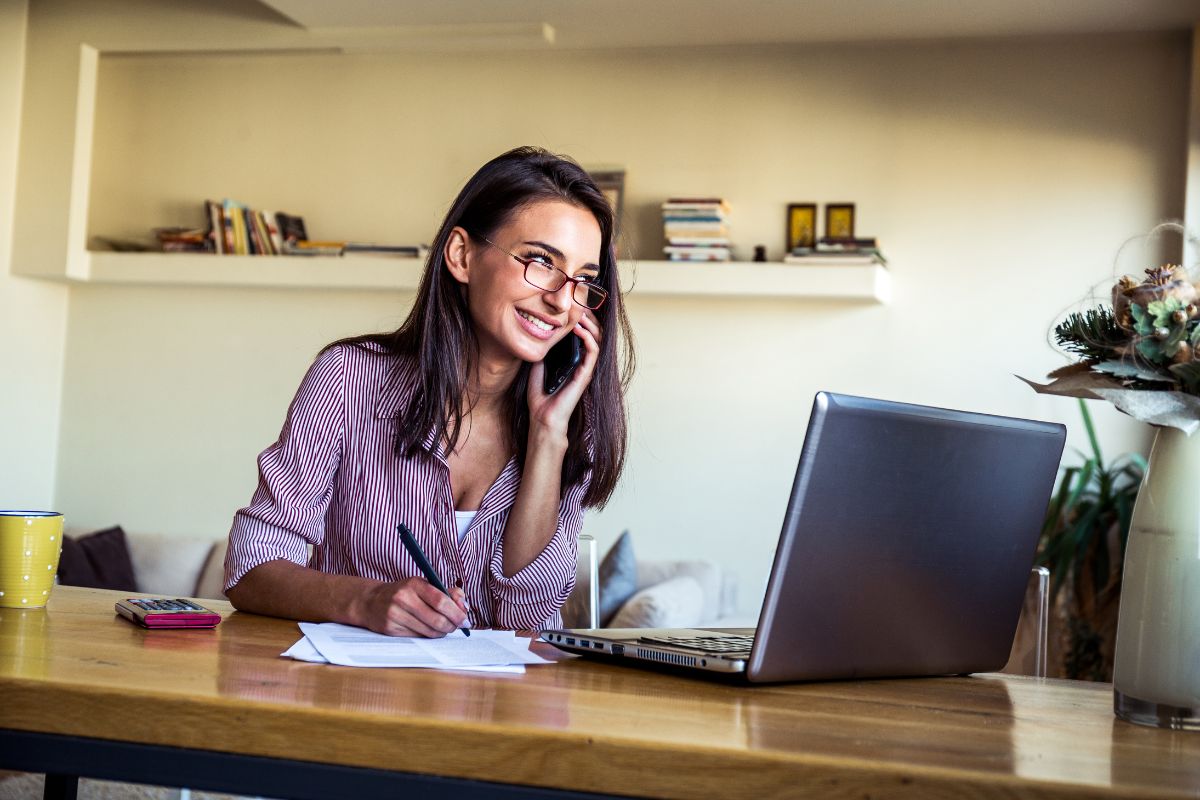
[1,586,1197,799]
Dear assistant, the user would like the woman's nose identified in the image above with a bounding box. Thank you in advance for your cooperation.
[544,281,574,312]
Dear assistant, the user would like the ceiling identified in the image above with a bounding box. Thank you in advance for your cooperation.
[255,0,1200,49]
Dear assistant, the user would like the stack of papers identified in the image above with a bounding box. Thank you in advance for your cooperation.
[283,622,552,674]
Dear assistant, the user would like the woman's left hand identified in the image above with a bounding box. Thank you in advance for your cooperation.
[527,310,602,440]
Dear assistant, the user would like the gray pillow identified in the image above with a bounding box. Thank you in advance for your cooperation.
[597,530,637,626]
[609,575,705,629]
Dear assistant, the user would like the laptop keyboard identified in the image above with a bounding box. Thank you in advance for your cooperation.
[637,634,754,654]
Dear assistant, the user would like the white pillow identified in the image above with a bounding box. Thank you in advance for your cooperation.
[127,532,215,597]
[608,575,705,629]
[194,539,229,600]
[634,560,721,623]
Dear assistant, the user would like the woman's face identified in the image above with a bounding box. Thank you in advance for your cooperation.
[457,199,603,368]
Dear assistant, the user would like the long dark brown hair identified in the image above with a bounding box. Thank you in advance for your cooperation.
[328,146,634,508]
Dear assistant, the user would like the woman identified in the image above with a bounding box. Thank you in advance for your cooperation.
[224,147,633,636]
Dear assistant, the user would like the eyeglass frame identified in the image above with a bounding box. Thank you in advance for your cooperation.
[475,234,609,311]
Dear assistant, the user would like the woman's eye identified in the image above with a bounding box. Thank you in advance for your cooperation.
[527,254,556,270]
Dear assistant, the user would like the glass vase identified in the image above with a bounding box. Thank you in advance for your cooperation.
[1112,425,1200,730]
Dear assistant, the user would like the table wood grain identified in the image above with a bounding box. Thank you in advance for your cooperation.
[1,586,1197,799]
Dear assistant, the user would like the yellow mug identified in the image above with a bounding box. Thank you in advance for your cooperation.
[0,510,64,609]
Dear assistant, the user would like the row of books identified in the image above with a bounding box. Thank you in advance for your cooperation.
[202,200,294,255]
[151,200,428,258]
[661,198,732,262]
[784,237,887,266]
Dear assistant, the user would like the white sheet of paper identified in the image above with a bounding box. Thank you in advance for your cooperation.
[281,635,527,673]
[282,635,328,663]
[295,623,551,669]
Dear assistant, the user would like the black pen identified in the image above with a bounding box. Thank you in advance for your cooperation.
[396,523,470,636]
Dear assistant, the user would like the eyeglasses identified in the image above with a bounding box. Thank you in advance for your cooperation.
[479,236,608,310]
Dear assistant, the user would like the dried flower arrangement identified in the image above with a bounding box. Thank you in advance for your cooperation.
[1022,262,1200,433]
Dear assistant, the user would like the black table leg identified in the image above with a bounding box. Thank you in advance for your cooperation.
[43,773,79,800]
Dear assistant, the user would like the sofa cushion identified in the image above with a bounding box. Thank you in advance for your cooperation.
[634,559,722,624]
[128,533,215,597]
[57,526,137,592]
[609,575,705,629]
[193,539,229,600]
[597,530,638,626]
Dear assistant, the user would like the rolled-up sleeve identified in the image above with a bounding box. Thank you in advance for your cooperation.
[487,469,590,630]
[223,347,345,592]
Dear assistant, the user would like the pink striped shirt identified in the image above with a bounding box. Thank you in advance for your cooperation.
[223,343,587,630]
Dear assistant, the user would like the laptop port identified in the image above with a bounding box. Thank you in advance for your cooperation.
[612,644,624,656]
[566,637,576,646]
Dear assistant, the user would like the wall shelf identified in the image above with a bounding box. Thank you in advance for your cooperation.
[80,252,891,303]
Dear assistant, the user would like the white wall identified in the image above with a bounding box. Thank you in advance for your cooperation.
[0,0,68,510]
[14,1,1191,612]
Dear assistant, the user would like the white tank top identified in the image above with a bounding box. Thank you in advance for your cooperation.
[455,510,477,542]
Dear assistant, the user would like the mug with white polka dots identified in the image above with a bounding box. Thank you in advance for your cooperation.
[0,511,64,609]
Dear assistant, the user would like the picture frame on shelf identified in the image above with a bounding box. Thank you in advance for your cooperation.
[587,167,625,226]
[824,203,856,241]
[786,203,817,252]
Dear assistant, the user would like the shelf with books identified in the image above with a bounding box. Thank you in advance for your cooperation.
[83,251,427,291]
[623,260,890,302]
[79,252,890,302]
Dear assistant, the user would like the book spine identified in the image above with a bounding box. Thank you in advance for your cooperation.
[205,200,223,254]
[221,200,237,254]
[262,210,283,254]
[252,210,271,255]
[243,207,260,255]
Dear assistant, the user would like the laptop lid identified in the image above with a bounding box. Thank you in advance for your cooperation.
[544,392,1066,684]
[746,392,1065,681]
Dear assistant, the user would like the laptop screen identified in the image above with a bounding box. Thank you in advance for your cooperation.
[747,392,1066,682]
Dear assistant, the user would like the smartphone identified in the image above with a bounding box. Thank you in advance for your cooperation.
[115,598,222,629]
[543,334,582,395]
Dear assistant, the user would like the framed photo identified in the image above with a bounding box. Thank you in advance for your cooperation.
[824,203,856,241]
[786,203,817,252]
[587,168,625,226]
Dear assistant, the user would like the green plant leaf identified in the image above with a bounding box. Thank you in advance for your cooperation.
[1147,297,1183,327]
[1131,303,1153,336]
[1038,403,1145,605]
[1053,307,1128,360]
[1092,360,1175,382]
[1136,337,1167,363]
[1064,461,1097,512]
[1079,400,1103,471]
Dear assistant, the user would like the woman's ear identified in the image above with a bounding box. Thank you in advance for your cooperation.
[444,227,472,285]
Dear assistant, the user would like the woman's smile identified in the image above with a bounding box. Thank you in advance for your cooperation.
[515,307,561,340]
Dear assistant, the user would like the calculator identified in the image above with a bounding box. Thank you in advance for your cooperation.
[115,598,222,629]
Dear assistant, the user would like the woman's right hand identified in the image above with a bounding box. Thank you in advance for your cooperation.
[359,577,469,637]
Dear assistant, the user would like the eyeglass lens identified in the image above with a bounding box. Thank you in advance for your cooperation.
[523,261,607,309]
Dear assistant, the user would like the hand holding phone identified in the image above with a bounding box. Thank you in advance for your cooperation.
[542,333,583,395]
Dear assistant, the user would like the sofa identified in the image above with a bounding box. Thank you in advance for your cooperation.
[58,526,228,601]
[59,527,749,627]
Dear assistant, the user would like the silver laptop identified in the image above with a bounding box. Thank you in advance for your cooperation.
[541,392,1066,682]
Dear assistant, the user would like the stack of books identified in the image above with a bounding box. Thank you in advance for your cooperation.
[784,237,887,267]
[661,198,732,262]
[205,199,284,255]
[201,201,427,258]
